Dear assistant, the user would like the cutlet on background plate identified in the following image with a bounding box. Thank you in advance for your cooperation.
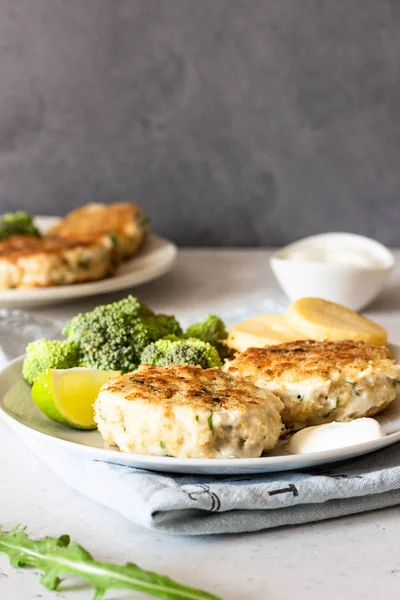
[49,202,149,263]
[0,235,114,289]
[224,340,400,432]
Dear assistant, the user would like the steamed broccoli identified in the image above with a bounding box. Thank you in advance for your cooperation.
[144,313,183,340]
[0,211,41,241]
[63,295,182,373]
[186,314,227,344]
[22,339,80,385]
[140,337,222,369]
[186,314,232,360]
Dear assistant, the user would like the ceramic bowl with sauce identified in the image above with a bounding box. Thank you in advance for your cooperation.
[270,233,394,311]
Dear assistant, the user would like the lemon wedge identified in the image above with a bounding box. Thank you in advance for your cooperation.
[227,314,306,352]
[286,297,387,345]
[31,368,120,429]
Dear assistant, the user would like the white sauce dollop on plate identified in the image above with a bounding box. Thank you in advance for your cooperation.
[288,418,386,454]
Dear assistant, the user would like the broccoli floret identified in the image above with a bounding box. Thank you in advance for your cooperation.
[64,296,146,339]
[213,341,234,361]
[186,314,228,345]
[0,211,41,241]
[22,339,80,385]
[63,295,182,373]
[140,337,221,369]
[143,313,183,340]
[186,314,229,360]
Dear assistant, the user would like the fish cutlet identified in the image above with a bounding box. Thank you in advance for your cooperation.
[224,340,399,432]
[48,202,149,263]
[94,364,284,459]
[0,235,114,288]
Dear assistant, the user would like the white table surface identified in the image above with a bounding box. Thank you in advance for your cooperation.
[1,249,400,600]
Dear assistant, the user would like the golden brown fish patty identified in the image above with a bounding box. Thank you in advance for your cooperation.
[49,202,148,262]
[95,364,284,459]
[0,235,114,288]
[224,340,399,431]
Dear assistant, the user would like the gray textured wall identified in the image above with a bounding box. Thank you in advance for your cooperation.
[0,0,399,246]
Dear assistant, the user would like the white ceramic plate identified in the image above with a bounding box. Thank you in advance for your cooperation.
[1,352,400,475]
[0,217,178,308]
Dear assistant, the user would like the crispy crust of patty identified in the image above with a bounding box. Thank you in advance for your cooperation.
[225,340,396,384]
[0,235,97,259]
[0,235,114,288]
[101,364,283,411]
[48,202,148,262]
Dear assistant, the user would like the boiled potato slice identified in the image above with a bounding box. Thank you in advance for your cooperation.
[227,314,307,352]
[286,297,387,345]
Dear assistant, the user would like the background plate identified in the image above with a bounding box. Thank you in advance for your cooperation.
[1,351,400,475]
[0,217,178,308]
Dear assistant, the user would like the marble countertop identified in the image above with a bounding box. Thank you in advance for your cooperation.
[1,249,400,600]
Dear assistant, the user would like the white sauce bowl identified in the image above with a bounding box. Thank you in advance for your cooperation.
[270,233,394,311]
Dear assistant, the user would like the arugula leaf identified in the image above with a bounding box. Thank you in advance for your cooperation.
[0,526,222,600]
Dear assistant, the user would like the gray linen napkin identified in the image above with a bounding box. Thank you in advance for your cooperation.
[1,310,400,536]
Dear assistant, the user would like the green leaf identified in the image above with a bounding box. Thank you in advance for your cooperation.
[108,233,118,247]
[208,411,214,435]
[78,257,91,270]
[0,526,222,600]
[159,441,168,453]
[93,589,106,600]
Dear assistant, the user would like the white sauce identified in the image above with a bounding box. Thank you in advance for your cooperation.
[283,247,384,269]
[288,418,386,454]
